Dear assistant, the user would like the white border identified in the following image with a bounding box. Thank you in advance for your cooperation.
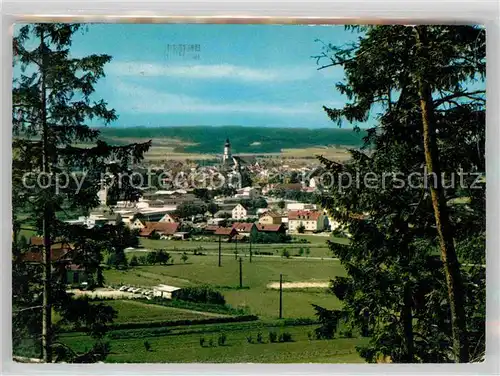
[1,1,499,375]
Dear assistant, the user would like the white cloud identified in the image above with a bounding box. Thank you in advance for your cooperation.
[108,61,329,82]
[112,81,337,116]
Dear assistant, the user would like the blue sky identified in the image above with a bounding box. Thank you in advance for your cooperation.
[64,24,360,129]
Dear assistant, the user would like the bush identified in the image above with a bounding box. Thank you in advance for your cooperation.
[175,285,226,305]
[138,255,148,265]
[268,331,277,343]
[281,249,291,259]
[256,332,263,343]
[280,332,293,342]
[307,331,313,340]
[218,333,227,346]
[143,340,151,351]
[181,253,189,263]
[246,335,253,344]
[199,337,205,347]
[341,330,353,338]
[208,338,214,347]
[129,255,139,267]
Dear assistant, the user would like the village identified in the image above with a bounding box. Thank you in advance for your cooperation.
[64,138,341,244]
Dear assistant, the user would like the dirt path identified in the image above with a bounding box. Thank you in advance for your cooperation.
[266,281,330,289]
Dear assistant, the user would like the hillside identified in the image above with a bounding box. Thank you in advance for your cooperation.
[97,126,367,154]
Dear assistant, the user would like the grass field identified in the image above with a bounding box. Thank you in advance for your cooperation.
[60,321,368,363]
[104,253,345,319]
[101,300,227,324]
[138,234,348,259]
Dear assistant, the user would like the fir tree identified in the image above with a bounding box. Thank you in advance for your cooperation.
[12,23,151,362]
[315,25,485,362]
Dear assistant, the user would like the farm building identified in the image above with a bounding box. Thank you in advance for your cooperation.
[139,222,180,238]
[153,284,182,299]
[258,211,282,225]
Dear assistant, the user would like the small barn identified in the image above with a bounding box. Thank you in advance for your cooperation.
[152,284,182,299]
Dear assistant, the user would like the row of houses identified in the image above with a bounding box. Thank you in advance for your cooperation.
[204,222,286,242]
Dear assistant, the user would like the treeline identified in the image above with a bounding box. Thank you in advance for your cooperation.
[98,126,367,154]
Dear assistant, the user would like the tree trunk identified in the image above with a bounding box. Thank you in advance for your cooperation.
[40,29,52,363]
[414,26,469,363]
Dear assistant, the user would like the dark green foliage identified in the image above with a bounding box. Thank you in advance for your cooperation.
[246,335,253,344]
[61,314,259,332]
[129,255,139,267]
[181,253,189,264]
[256,332,263,343]
[143,340,151,352]
[279,332,293,342]
[174,286,226,305]
[281,249,291,259]
[251,232,291,244]
[312,304,346,340]
[138,255,148,266]
[316,25,485,363]
[268,331,278,343]
[98,126,366,153]
[217,333,227,346]
[12,23,150,362]
[199,337,205,347]
[150,232,161,240]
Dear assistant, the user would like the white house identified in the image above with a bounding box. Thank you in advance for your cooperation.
[158,213,179,223]
[232,204,248,220]
[129,218,146,230]
[286,202,318,211]
[288,210,326,233]
[235,186,260,199]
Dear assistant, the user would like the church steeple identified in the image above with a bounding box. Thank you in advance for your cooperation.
[223,138,231,165]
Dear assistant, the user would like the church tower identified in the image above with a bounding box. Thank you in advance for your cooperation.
[222,138,231,165]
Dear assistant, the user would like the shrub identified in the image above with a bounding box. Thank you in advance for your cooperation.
[208,338,214,347]
[307,331,313,340]
[246,335,253,344]
[143,340,151,351]
[218,333,227,346]
[129,255,139,267]
[280,332,293,342]
[199,337,205,347]
[281,249,291,258]
[175,285,226,305]
[341,330,353,338]
[138,255,148,265]
[268,331,277,343]
[256,332,263,343]
[181,253,189,263]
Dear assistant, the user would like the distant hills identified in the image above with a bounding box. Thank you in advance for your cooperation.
[98,125,367,154]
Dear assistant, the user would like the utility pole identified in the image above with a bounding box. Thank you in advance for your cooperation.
[239,257,243,288]
[218,235,222,267]
[279,273,283,319]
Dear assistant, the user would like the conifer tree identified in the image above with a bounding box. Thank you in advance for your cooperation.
[12,23,151,362]
[314,25,485,362]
